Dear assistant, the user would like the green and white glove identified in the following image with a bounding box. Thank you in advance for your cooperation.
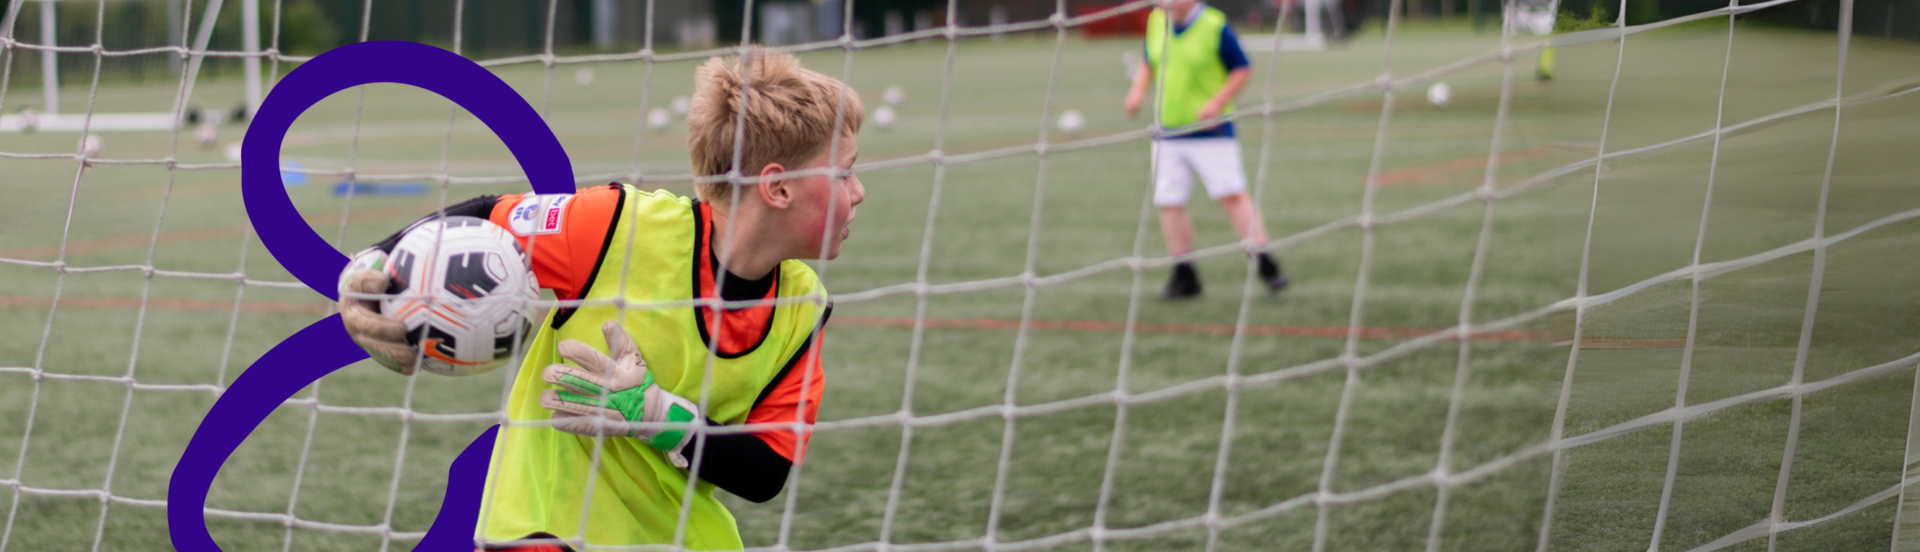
[539,321,702,468]
[338,248,421,375]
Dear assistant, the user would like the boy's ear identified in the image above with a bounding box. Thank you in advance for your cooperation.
[756,162,792,209]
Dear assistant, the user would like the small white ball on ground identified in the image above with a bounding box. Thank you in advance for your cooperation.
[19,108,38,132]
[80,134,102,157]
[670,95,690,115]
[224,141,243,162]
[574,67,595,87]
[1056,109,1084,133]
[196,123,218,149]
[872,105,896,130]
[1427,82,1452,107]
[882,85,906,105]
[647,108,672,130]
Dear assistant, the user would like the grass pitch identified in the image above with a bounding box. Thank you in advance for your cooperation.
[2,18,1919,552]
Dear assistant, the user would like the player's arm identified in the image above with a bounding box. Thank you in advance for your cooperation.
[692,325,826,502]
[1197,24,1255,123]
[1125,57,1153,119]
[539,319,827,503]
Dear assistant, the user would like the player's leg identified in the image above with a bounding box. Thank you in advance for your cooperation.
[1193,138,1288,292]
[1153,139,1203,299]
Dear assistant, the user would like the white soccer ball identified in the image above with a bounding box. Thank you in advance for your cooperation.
[380,217,540,376]
[19,108,38,132]
[670,95,691,115]
[1427,82,1452,108]
[80,134,102,157]
[196,123,218,150]
[224,141,243,162]
[647,108,672,131]
[882,85,906,105]
[574,67,595,87]
[872,105,895,129]
[1056,109,1084,133]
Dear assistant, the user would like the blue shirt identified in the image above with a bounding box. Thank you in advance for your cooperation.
[1147,5,1250,140]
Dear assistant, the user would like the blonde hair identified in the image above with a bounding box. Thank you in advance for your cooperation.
[687,49,863,203]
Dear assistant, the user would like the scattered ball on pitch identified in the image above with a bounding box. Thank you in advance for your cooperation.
[882,85,906,105]
[1056,109,1084,133]
[670,95,690,115]
[80,134,102,157]
[1427,82,1452,108]
[574,67,595,87]
[647,108,672,130]
[872,105,896,130]
[19,108,38,133]
[381,216,540,376]
[224,141,243,162]
[196,123,218,150]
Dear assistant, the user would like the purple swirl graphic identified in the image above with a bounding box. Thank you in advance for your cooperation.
[168,40,576,551]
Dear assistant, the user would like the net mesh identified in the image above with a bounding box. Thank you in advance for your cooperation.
[1,0,1914,550]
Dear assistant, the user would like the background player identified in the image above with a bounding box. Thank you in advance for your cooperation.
[336,50,863,550]
[1126,0,1288,300]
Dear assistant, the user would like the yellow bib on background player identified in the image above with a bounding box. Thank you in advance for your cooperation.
[1145,5,1234,131]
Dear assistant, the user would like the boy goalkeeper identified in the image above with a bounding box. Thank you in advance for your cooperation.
[336,51,863,551]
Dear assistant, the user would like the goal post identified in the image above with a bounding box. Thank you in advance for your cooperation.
[0,0,263,133]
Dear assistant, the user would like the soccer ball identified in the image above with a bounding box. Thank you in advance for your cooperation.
[647,108,672,131]
[1427,82,1452,108]
[1056,109,1084,133]
[19,108,38,133]
[381,216,540,376]
[80,134,103,157]
[882,85,906,105]
[671,95,690,115]
[196,123,218,150]
[574,67,595,87]
[873,105,896,130]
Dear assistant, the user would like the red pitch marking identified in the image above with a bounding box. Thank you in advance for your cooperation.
[830,316,1549,342]
[1374,145,1556,187]
[0,296,1560,343]
[0,202,442,260]
[0,295,330,314]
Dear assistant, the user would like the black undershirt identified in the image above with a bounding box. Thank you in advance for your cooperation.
[693,221,791,503]
[369,195,794,504]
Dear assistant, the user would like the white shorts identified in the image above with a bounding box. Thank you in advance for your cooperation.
[1151,137,1248,207]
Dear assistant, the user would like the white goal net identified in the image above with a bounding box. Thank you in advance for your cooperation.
[2,0,1917,550]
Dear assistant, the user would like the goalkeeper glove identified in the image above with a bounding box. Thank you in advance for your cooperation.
[539,321,702,468]
[338,248,421,375]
